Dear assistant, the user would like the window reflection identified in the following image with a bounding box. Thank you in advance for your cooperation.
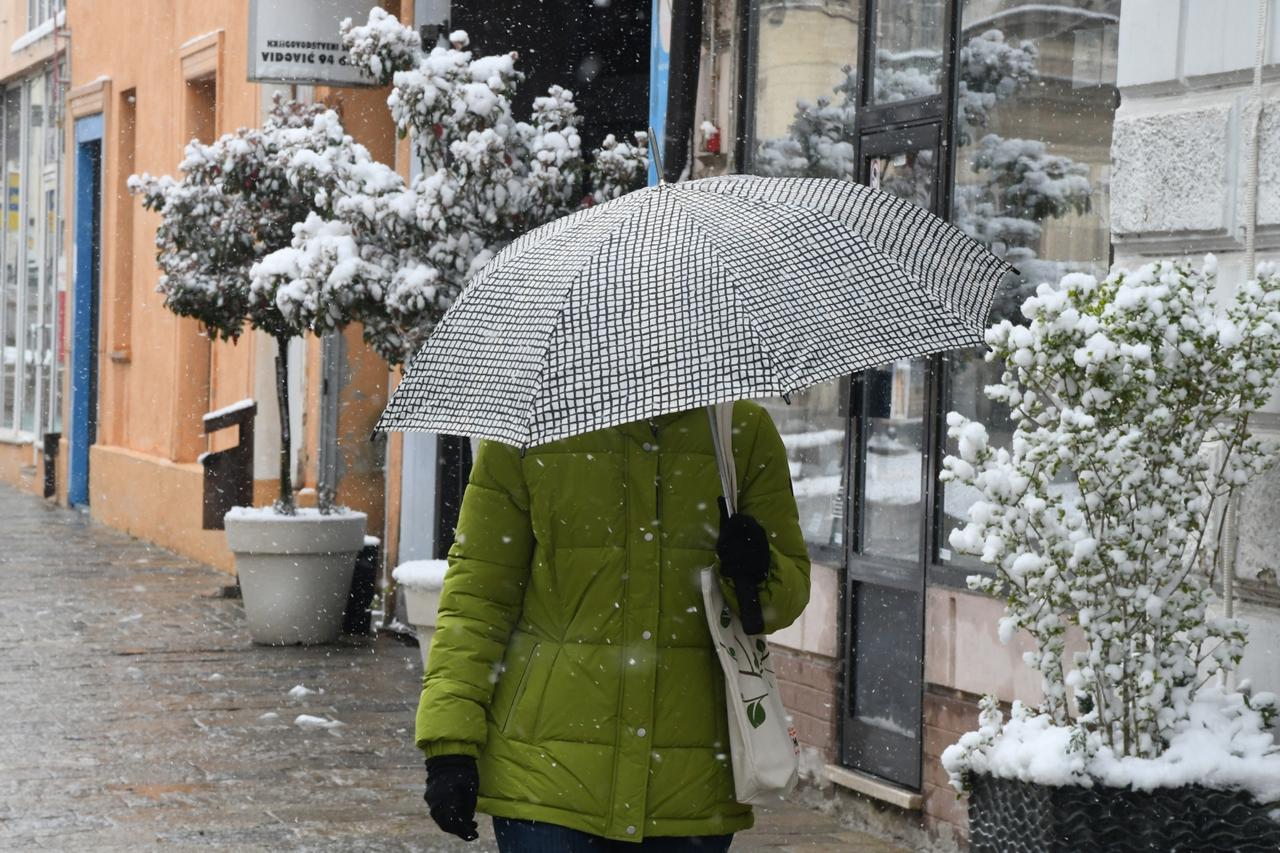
[863,359,925,562]
[868,147,935,212]
[750,0,859,180]
[0,72,62,436]
[758,383,846,557]
[871,0,946,104]
[748,0,860,561]
[21,75,45,433]
[938,1,1120,565]
[0,89,16,429]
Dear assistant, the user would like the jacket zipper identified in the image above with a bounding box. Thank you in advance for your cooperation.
[648,419,661,522]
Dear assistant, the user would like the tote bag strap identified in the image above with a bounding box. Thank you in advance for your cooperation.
[707,403,738,514]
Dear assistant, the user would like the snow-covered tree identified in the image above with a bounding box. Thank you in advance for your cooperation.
[131,96,380,514]
[939,259,1280,783]
[253,8,648,365]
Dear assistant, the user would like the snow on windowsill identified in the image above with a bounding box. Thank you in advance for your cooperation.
[0,429,38,447]
[11,10,65,54]
[393,560,448,591]
[179,29,222,51]
[203,398,255,423]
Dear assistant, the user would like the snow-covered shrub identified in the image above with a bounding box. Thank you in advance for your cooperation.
[940,258,1280,796]
[254,10,647,365]
[589,131,649,206]
[131,96,378,513]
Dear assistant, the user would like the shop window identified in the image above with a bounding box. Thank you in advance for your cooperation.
[870,0,946,104]
[0,72,62,438]
[746,0,861,180]
[1,88,18,431]
[937,1,1120,567]
[744,0,862,562]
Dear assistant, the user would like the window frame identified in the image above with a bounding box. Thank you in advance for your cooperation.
[27,0,63,32]
[736,0,967,792]
[0,72,63,443]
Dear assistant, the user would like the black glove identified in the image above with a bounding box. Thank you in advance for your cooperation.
[716,497,770,583]
[424,755,479,842]
[717,497,770,635]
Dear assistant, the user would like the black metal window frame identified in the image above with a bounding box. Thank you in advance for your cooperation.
[735,0,984,790]
[735,0,973,587]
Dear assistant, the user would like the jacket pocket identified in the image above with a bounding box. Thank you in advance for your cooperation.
[499,642,541,735]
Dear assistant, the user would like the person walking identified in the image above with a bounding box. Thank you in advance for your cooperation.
[415,400,811,851]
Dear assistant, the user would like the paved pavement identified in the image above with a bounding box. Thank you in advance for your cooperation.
[0,483,910,852]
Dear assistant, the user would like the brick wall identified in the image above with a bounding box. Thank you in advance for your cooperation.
[772,646,840,759]
[923,686,980,844]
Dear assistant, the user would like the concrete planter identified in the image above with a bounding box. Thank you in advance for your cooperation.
[969,773,1280,853]
[225,508,367,645]
[393,560,448,668]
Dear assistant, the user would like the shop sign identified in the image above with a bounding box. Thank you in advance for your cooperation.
[248,0,381,87]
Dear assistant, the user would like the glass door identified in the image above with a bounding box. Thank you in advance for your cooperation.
[840,120,944,789]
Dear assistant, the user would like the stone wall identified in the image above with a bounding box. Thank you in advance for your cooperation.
[1111,0,1280,688]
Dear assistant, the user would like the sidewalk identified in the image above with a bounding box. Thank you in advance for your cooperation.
[0,484,909,851]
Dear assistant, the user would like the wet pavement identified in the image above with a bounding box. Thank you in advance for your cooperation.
[0,484,909,852]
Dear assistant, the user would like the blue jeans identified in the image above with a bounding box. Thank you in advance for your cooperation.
[493,818,734,852]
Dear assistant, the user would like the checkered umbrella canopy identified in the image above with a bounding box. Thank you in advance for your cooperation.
[376,175,1013,448]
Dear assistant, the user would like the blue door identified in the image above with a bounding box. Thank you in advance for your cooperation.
[69,115,103,506]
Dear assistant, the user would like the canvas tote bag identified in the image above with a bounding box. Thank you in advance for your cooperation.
[702,402,801,804]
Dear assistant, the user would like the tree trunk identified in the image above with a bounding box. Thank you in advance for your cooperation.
[275,335,295,514]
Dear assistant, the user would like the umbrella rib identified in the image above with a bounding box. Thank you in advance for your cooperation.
[518,193,671,447]
[661,198,790,396]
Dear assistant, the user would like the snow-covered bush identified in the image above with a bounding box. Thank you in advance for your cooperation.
[131,96,379,513]
[589,131,649,206]
[253,9,647,365]
[940,258,1280,795]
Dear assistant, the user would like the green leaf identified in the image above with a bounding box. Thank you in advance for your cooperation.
[747,700,767,728]
[720,606,732,629]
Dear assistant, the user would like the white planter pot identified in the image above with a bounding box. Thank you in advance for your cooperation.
[401,585,442,668]
[393,560,449,669]
[225,509,367,645]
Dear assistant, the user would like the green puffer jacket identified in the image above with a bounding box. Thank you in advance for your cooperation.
[415,401,810,842]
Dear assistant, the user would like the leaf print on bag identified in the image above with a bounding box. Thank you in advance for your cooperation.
[745,695,768,729]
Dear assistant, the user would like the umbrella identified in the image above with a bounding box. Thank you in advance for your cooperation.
[376,174,1011,447]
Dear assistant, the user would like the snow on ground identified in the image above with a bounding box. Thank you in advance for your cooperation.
[294,714,344,731]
